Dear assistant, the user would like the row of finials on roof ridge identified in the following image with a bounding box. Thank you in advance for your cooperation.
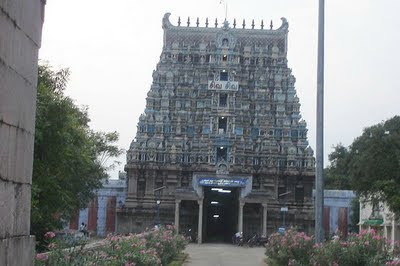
[176,17,275,30]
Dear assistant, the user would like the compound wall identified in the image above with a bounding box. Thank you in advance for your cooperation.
[0,0,45,265]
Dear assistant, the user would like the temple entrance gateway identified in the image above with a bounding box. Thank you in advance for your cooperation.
[190,174,252,243]
[203,187,239,242]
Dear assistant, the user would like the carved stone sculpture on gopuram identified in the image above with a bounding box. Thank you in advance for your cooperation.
[117,13,315,243]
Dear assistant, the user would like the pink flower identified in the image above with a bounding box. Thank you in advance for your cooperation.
[140,250,145,254]
[373,235,381,240]
[386,259,400,266]
[44,231,55,239]
[36,253,49,261]
[364,241,369,246]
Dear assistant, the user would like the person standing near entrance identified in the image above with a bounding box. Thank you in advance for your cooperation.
[232,231,242,244]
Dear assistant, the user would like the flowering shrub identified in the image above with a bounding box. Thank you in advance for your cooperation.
[311,229,395,266]
[35,231,89,266]
[144,225,187,265]
[265,228,400,266]
[265,228,314,266]
[35,227,188,266]
[386,258,400,266]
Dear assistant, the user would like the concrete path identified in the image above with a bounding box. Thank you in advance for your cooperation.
[184,243,267,266]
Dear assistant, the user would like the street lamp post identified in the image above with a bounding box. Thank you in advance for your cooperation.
[154,186,166,227]
[156,199,161,226]
[279,191,292,230]
[315,0,325,243]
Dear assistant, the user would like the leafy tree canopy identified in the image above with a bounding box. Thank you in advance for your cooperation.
[324,144,352,190]
[325,116,400,214]
[32,63,124,247]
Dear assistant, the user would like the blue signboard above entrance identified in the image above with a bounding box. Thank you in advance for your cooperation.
[198,177,247,187]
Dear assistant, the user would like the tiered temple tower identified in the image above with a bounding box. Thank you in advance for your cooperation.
[117,13,315,243]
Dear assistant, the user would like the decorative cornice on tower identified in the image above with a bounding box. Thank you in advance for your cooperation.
[162,13,289,57]
[162,13,289,33]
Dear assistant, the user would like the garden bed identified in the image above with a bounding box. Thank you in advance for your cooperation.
[265,228,400,266]
[35,226,188,266]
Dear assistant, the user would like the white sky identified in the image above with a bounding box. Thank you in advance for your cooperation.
[39,0,400,178]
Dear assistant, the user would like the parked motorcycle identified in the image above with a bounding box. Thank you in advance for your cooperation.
[247,234,268,247]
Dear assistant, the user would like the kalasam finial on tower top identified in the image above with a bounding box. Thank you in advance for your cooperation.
[270,20,273,30]
[196,17,199,27]
[178,16,181,26]
[261,20,264,29]
[222,19,229,30]
[187,17,190,27]
[215,18,218,28]
[251,19,255,29]
[242,19,245,29]
[206,17,209,28]
[233,18,236,29]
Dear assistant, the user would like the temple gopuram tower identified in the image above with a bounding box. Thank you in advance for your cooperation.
[118,13,315,243]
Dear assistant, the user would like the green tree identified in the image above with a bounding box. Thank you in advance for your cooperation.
[31,63,123,248]
[325,116,400,215]
[348,116,400,214]
[324,144,352,190]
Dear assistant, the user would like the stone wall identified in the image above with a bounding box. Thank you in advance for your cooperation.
[323,190,356,236]
[0,0,45,265]
[68,179,127,236]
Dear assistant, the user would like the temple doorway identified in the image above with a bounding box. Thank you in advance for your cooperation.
[203,187,239,242]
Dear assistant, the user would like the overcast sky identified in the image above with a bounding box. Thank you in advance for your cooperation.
[39,0,399,178]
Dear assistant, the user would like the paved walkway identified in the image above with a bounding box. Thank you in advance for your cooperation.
[184,243,267,266]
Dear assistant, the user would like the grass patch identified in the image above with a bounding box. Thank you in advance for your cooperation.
[167,252,188,266]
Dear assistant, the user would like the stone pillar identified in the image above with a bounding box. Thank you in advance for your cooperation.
[0,1,46,265]
[262,203,268,236]
[128,175,137,196]
[392,216,396,250]
[384,225,388,240]
[145,170,155,196]
[128,174,138,196]
[197,199,203,244]
[238,201,245,233]
[175,200,181,231]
